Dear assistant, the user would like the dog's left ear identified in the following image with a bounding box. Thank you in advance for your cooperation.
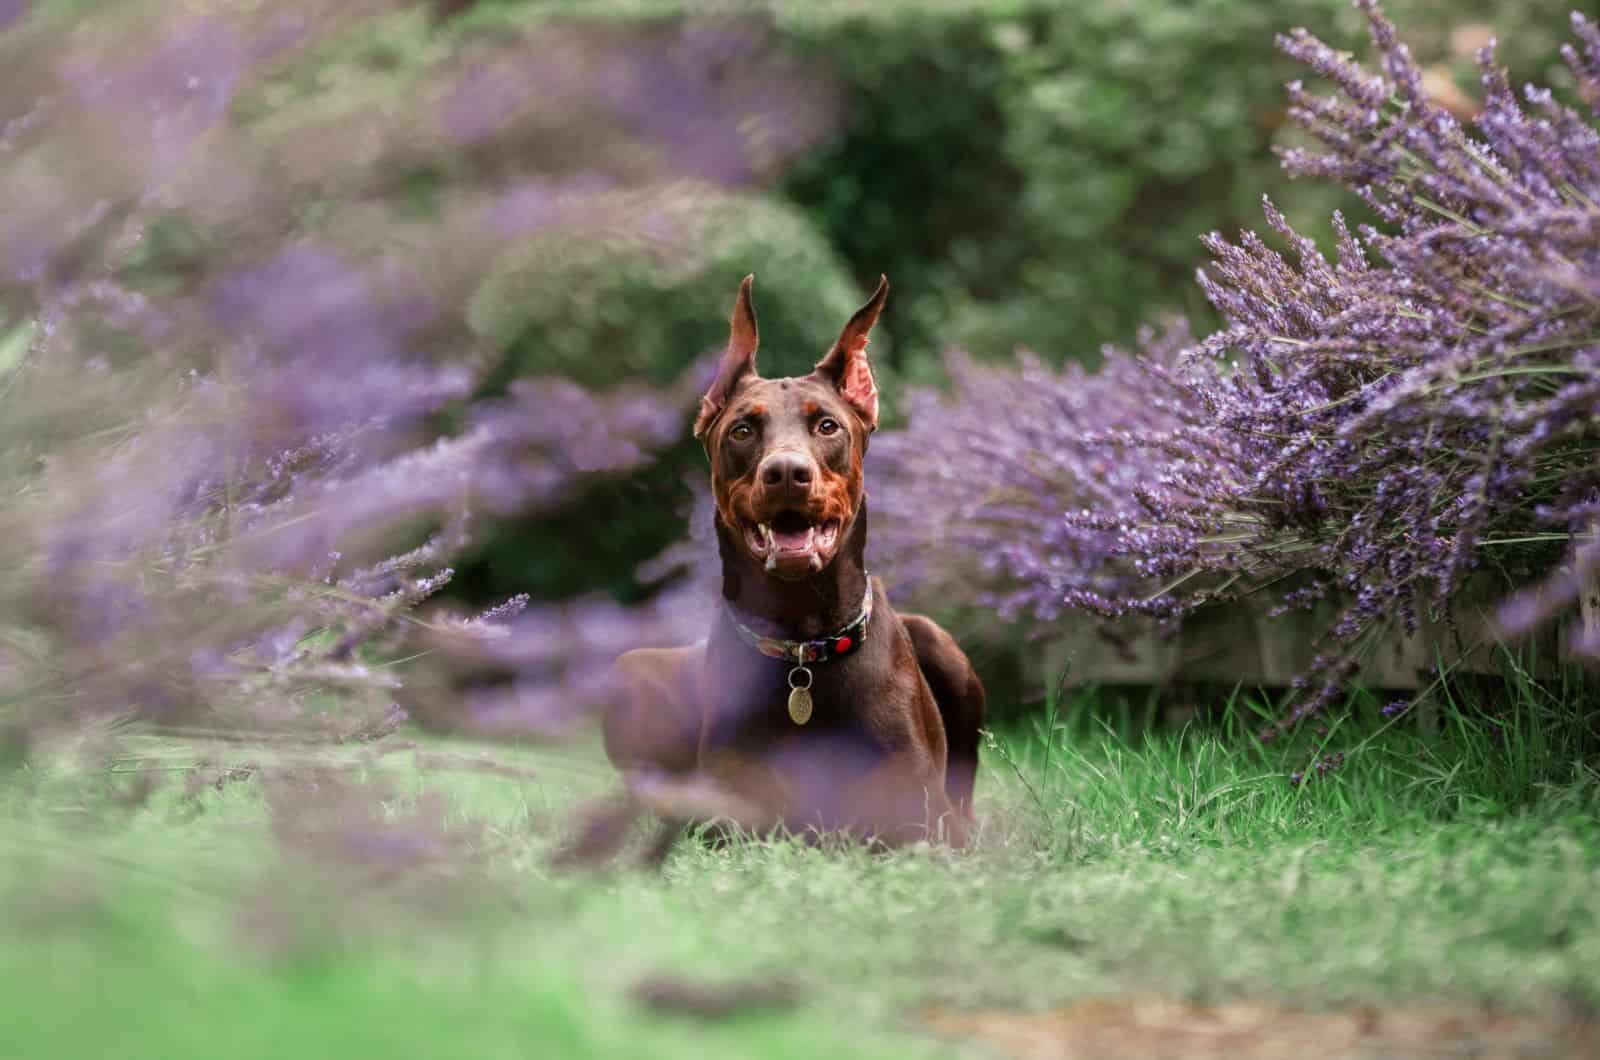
[815,274,887,432]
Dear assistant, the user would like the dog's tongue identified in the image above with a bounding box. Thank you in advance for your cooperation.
[773,525,812,553]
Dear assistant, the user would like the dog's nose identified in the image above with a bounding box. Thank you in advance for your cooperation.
[760,451,814,491]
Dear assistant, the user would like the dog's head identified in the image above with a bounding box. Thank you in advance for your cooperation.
[693,274,887,581]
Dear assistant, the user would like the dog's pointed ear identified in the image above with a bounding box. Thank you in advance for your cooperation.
[694,274,759,440]
[815,274,887,432]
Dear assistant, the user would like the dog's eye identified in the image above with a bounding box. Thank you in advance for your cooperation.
[816,418,841,436]
[729,423,754,441]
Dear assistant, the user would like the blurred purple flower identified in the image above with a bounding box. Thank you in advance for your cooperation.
[0,2,781,745]
[1381,699,1411,718]
[210,245,463,439]
[59,17,248,178]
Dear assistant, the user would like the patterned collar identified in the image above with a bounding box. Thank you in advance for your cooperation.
[724,577,873,665]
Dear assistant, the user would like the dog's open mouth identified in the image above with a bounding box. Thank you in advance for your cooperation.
[743,510,843,575]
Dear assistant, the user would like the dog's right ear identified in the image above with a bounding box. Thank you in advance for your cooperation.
[693,274,759,440]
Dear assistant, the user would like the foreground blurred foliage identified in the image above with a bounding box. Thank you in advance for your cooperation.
[0,0,739,749]
[4,683,1599,1057]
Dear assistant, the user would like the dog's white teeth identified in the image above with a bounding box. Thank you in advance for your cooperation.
[765,552,778,572]
[809,553,824,572]
[760,524,773,551]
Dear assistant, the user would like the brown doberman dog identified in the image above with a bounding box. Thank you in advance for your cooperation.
[602,275,985,846]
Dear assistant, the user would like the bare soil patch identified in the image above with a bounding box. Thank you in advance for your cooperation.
[927,999,1596,1059]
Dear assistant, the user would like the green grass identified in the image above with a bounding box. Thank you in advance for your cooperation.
[3,668,1598,1059]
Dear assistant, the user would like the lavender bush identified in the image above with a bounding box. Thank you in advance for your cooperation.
[0,1,807,762]
[875,1,1600,724]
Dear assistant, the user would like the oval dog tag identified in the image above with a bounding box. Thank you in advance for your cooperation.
[786,663,814,725]
[787,685,814,726]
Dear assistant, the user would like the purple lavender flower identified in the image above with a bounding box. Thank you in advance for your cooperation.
[876,2,1600,725]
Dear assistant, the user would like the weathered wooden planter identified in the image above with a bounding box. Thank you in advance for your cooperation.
[1013,588,1570,694]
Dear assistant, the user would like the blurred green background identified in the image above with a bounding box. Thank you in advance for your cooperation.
[87,0,1586,607]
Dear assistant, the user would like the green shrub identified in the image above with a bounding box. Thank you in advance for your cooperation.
[467,189,867,391]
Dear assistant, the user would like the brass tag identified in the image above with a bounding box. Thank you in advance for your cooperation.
[787,685,814,726]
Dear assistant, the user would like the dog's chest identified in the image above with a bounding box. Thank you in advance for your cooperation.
[700,655,908,832]
[703,635,901,757]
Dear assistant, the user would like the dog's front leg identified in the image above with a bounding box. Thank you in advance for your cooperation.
[603,645,706,775]
[836,749,969,848]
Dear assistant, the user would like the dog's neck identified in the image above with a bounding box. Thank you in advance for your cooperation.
[715,502,870,641]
